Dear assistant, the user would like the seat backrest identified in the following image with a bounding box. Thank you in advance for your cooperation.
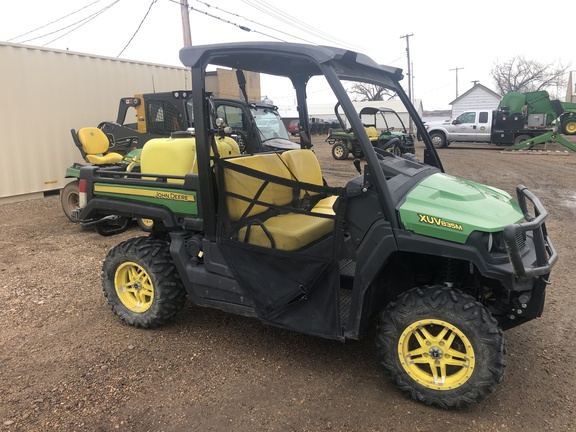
[223,153,293,221]
[365,126,378,140]
[77,127,110,155]
[279,149,323,186]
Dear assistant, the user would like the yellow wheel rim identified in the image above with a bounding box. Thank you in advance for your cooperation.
[398,319,475,390]
[114,261,154,313]
[565,121,576,134]
[140,218,154,228]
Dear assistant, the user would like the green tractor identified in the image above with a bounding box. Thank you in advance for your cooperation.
[326,103,415,159]
[74,42,557,409]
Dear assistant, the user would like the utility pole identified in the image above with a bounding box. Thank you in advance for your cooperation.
[449,67,464,98]
[180,0,192,47]
[400,33,414,131]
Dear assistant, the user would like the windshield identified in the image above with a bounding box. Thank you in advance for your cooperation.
[251,107,290,141]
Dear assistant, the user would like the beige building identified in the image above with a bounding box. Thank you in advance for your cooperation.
[0,42,258,203]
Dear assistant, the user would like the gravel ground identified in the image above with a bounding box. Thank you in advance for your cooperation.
[1,136,576,431]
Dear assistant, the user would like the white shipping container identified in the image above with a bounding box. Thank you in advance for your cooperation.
[0,42,190,203]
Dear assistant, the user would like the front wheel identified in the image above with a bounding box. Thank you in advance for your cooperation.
[61,180,80,222]
[429,132,447,148]
[375,286,505,409]
[331,142,349,160]
[561,117,576,135]
[102,237,187,328]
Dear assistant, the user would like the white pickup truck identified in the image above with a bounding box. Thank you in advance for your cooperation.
[425,110,492,148]
[425,108,558,149]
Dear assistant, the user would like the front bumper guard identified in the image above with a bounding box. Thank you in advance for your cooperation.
[503,185,558,280]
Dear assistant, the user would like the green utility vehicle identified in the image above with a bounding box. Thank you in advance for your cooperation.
[326,103,415,159]
[74,42,557,409]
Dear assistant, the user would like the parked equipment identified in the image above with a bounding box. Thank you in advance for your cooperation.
[425,91,576,151]
[73,42,557,409]
[61,91,298,227]
[494,91,576,151]
[326,104,415,159]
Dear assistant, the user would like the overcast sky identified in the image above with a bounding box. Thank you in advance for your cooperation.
[1,0,574,110]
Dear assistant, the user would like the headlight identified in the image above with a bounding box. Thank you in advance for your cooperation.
[482,232,494,252]
[481,231,506,253]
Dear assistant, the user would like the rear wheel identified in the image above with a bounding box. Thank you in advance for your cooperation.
[61,180,80,222]
[331,142,349,160]
[375,286,505,409]
[561,118,576,135]
[137,218,154,232]
[102,237,186,328]
[429,132,447,148]
[513,134,532,146]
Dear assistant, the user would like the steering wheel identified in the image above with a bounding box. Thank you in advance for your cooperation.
[373,146,395,160]
[231,130,249,153]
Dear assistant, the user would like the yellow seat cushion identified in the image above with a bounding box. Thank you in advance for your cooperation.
[86,152,123,164]
[280,149,337,215]
[313,196,337,215]
[238,213,334,251]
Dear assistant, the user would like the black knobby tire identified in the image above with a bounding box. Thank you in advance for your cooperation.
[102,237,187,328]
[61,180,80,222]
[429,132,447,148]
[331,142,349,160]
[375,286,505,409]
[514,134,532,146]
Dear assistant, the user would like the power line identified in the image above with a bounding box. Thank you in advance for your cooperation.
[7,0,105,42]
[117,0,157,57]
[191,0,316,45]
[241,0,364,51]
[166,0,286,41]
[42,2,120,47]
[16,0,120,45]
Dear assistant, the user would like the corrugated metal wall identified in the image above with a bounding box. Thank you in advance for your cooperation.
[0,42,191,203]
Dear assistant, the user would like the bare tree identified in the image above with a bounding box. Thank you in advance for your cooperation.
[491,56,571,98]
[349,83,396,102]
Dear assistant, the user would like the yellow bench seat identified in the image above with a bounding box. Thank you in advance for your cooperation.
[238,213,334,251]
[223,149,337,251]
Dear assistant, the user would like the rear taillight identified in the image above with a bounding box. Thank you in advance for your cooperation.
[79,179,87,208]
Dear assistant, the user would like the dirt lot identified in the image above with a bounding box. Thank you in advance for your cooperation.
[1,137,576,431]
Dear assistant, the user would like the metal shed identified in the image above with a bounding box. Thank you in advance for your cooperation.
[0,42,191,203]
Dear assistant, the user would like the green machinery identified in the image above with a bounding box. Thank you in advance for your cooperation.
[493,90,576,151]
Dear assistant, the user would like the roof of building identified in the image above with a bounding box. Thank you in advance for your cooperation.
[449,83,501,105]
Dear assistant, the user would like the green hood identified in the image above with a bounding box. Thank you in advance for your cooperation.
[399,173,524,243]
